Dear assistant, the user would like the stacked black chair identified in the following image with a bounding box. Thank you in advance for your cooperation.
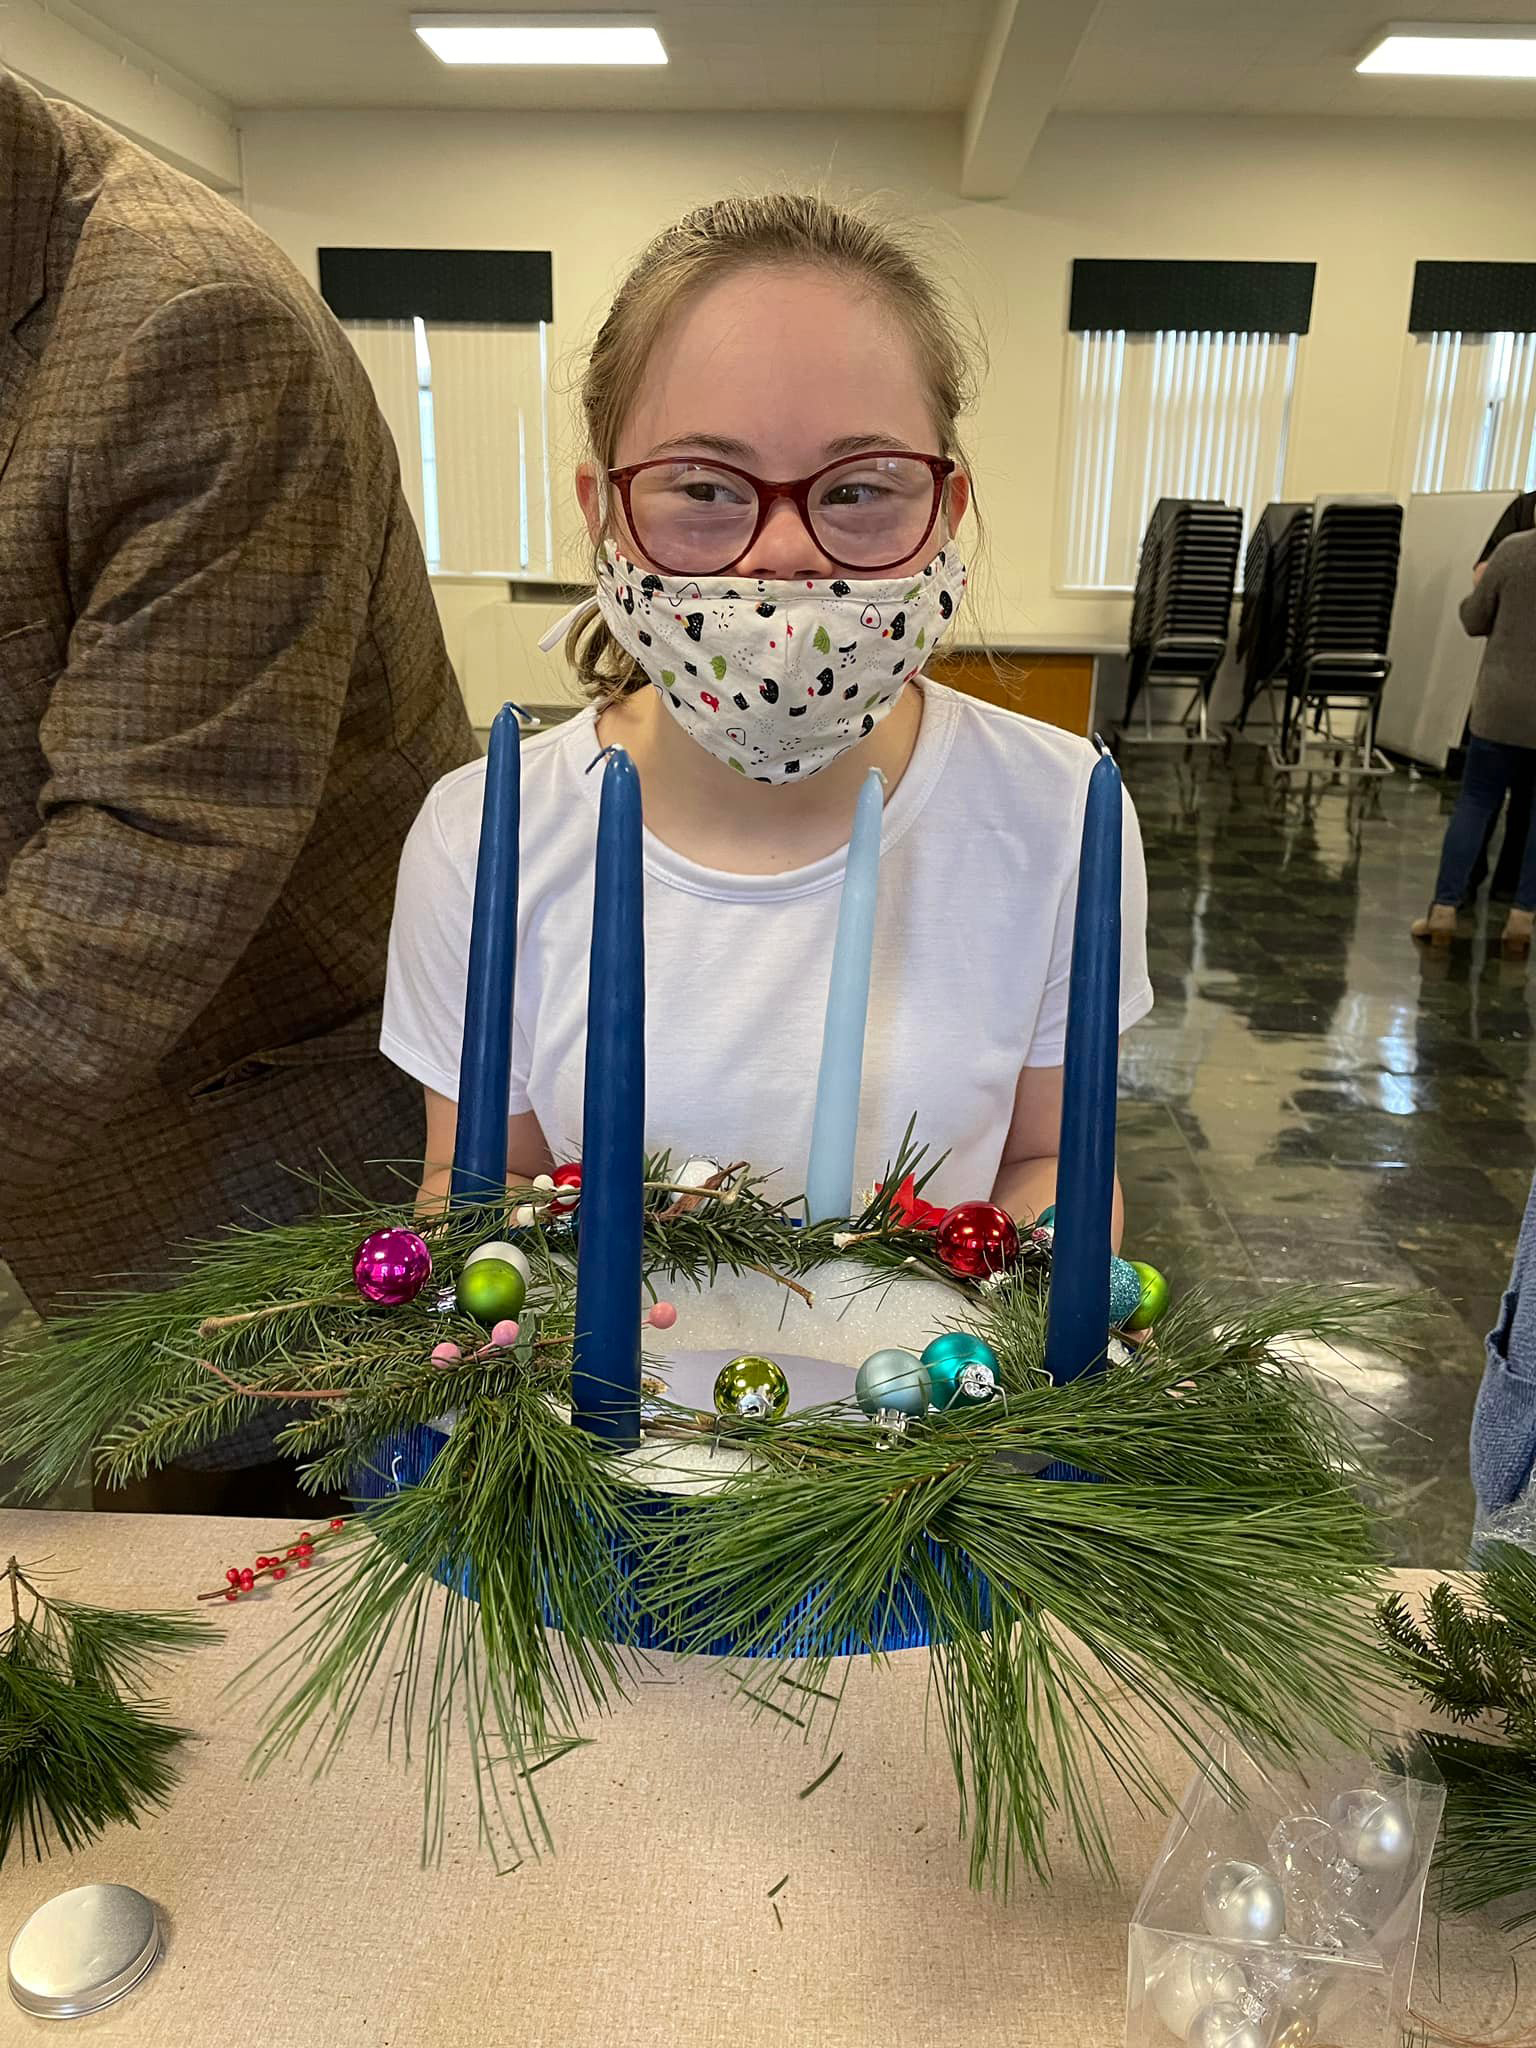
[1277,496,1402,778]
[1121,498,1244,745]
[1235,501,1312,732]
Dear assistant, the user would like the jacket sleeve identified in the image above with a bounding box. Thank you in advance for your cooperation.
[0,281,376,1183]
[1460,546,1503,637]
[1472,1174,1536,1513]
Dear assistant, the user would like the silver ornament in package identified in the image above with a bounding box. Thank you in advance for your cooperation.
[1125,1740,1443,2048]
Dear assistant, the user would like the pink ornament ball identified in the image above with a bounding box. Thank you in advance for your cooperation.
[647,1301,678,1331]
[353,1227,433,1306]
[489,1319,521,1349]
[430,1341,463,1367]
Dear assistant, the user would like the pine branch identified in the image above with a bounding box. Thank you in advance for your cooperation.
[0,1560,217,1866]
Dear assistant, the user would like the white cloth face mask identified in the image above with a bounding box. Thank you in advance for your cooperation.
[564,540,969,783]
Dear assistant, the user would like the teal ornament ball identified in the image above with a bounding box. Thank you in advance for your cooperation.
[456,1256,527,1327]
[1108,1256,1143,1329]
[1125,1259,1169,1331]
[713,1354,790,1422]
[1036,1205,1056,1229]
[855,1348,930,1419]
[920,1331,1000,1410]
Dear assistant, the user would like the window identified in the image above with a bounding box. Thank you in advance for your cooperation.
[1058,328,1300,591]
[1400,330,1536,495]
[318,247,555,578]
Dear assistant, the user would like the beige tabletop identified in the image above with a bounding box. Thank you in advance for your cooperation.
[0,1516,1520,2048]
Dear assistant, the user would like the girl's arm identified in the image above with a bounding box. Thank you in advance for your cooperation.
[416,1087,556,1212]
[989,1062,1126,1251]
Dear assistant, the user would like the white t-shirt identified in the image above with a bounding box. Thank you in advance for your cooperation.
[382,681,1153,1208]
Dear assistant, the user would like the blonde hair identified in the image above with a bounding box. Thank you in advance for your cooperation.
[567,192,981,702]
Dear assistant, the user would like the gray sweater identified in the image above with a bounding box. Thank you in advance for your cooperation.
[1472,1171,1536,1515]
[1460,531,1536,750]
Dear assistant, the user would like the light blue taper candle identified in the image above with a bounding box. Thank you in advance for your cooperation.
[805,767,886,1223]
[450,704,521,1208]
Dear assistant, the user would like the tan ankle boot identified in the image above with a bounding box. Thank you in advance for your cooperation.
[1503,907,1534,958]
[1410,903,1457,946]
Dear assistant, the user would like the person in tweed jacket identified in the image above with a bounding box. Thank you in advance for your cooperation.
[0,72,474,1507]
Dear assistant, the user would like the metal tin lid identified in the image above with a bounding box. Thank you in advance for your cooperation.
[8,1883,160,2020]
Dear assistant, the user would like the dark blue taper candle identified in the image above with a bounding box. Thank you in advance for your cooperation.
[450,704,522,1209]
[571,747,645,1446]
[1043,746,1123,1384]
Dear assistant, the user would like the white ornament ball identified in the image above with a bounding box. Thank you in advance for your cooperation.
[1149,1945,1248,2037]
[676,1156,720,1191]
[465,1240,532,1287]
[1187,2003,1265,2048]
[1200,1860,1286,1943]
[1327,1790,1415,1875]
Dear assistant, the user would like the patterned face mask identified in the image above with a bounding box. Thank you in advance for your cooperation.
[579,540,969,783]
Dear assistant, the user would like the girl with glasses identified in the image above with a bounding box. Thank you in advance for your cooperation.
[384,195,1153,1228]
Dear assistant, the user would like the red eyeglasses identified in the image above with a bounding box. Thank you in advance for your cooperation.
[605,449,957,577]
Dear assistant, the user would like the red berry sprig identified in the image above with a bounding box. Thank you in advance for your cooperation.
[201,1516,349,1605]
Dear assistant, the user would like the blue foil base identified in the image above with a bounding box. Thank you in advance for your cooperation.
[352,1424,995,1657]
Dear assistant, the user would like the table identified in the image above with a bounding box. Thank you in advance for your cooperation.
[0,1517,1518,2047]
[929,637,1126,738]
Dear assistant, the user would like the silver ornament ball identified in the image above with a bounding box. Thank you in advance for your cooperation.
[1148,1945,1248,2038]
[1200,1860,1286,1943]
[1327,1789,1415,1874]
[1186,2003,1266,2048]
[676,1156,720,1191]
[464,1240,532,1286]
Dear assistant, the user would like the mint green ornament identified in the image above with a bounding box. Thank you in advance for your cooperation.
[919,1331,1000,1410]
[456,1256,527,1327]
[855,1348,930,1419]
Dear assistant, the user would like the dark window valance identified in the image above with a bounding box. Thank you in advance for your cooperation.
[1068,259,1315,335]
[318,247,553,325]
[1408,262,1536,334]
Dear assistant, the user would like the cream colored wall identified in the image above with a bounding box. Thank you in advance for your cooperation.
[240,104,1536,697]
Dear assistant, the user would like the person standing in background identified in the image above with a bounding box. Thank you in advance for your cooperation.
[0,71,474,1509]
[1466,491,1536,904]
[1413,530,1536,956]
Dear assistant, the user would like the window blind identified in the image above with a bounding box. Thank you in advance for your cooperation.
[1401,331,1536,496]
[1059,329,1299,591]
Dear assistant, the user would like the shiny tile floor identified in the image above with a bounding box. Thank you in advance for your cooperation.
[1119,746,1534,1565]
[2,744,1527,1560]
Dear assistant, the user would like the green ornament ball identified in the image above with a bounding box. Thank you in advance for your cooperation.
[919,1331,1000,1410]
[455,1255,527,1327]
[1108,1255,1143,1329]
[713,1354,790,1422]
[1124,1259,1170,1332]
[855,1347,931,1419]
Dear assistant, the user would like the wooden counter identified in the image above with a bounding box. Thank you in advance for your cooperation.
[0,1516,1516,2047]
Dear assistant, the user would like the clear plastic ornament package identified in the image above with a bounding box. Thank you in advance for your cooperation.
[1126,1743,1443,2048]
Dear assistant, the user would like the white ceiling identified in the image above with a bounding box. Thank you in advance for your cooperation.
[73,0,991,113]
[73,0,1536,119]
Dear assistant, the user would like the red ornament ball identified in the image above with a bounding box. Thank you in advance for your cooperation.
[272,1567,287,1581]
[549,1162,583,1215]
[353,1227,433,1307]
[935,1201,1021,1279]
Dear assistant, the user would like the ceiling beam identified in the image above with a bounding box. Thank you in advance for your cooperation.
[961,0,1103,200]
[0,0,240,191]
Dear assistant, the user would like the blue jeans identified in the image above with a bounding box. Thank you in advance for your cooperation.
[1435,736,1536,911]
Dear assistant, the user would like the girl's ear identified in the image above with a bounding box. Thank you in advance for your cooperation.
[576,463,605,545]
[943,470,971,536]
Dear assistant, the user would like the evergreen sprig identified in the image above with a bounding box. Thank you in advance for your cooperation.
[1381,1543,1536,1926]
[0,1559,217,1865]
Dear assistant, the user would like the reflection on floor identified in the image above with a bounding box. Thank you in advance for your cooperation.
[1119,748,1532,1566]
[1,747,1526,1562]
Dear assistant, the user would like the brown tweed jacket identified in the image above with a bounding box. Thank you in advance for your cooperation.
[0,78,473,1349]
